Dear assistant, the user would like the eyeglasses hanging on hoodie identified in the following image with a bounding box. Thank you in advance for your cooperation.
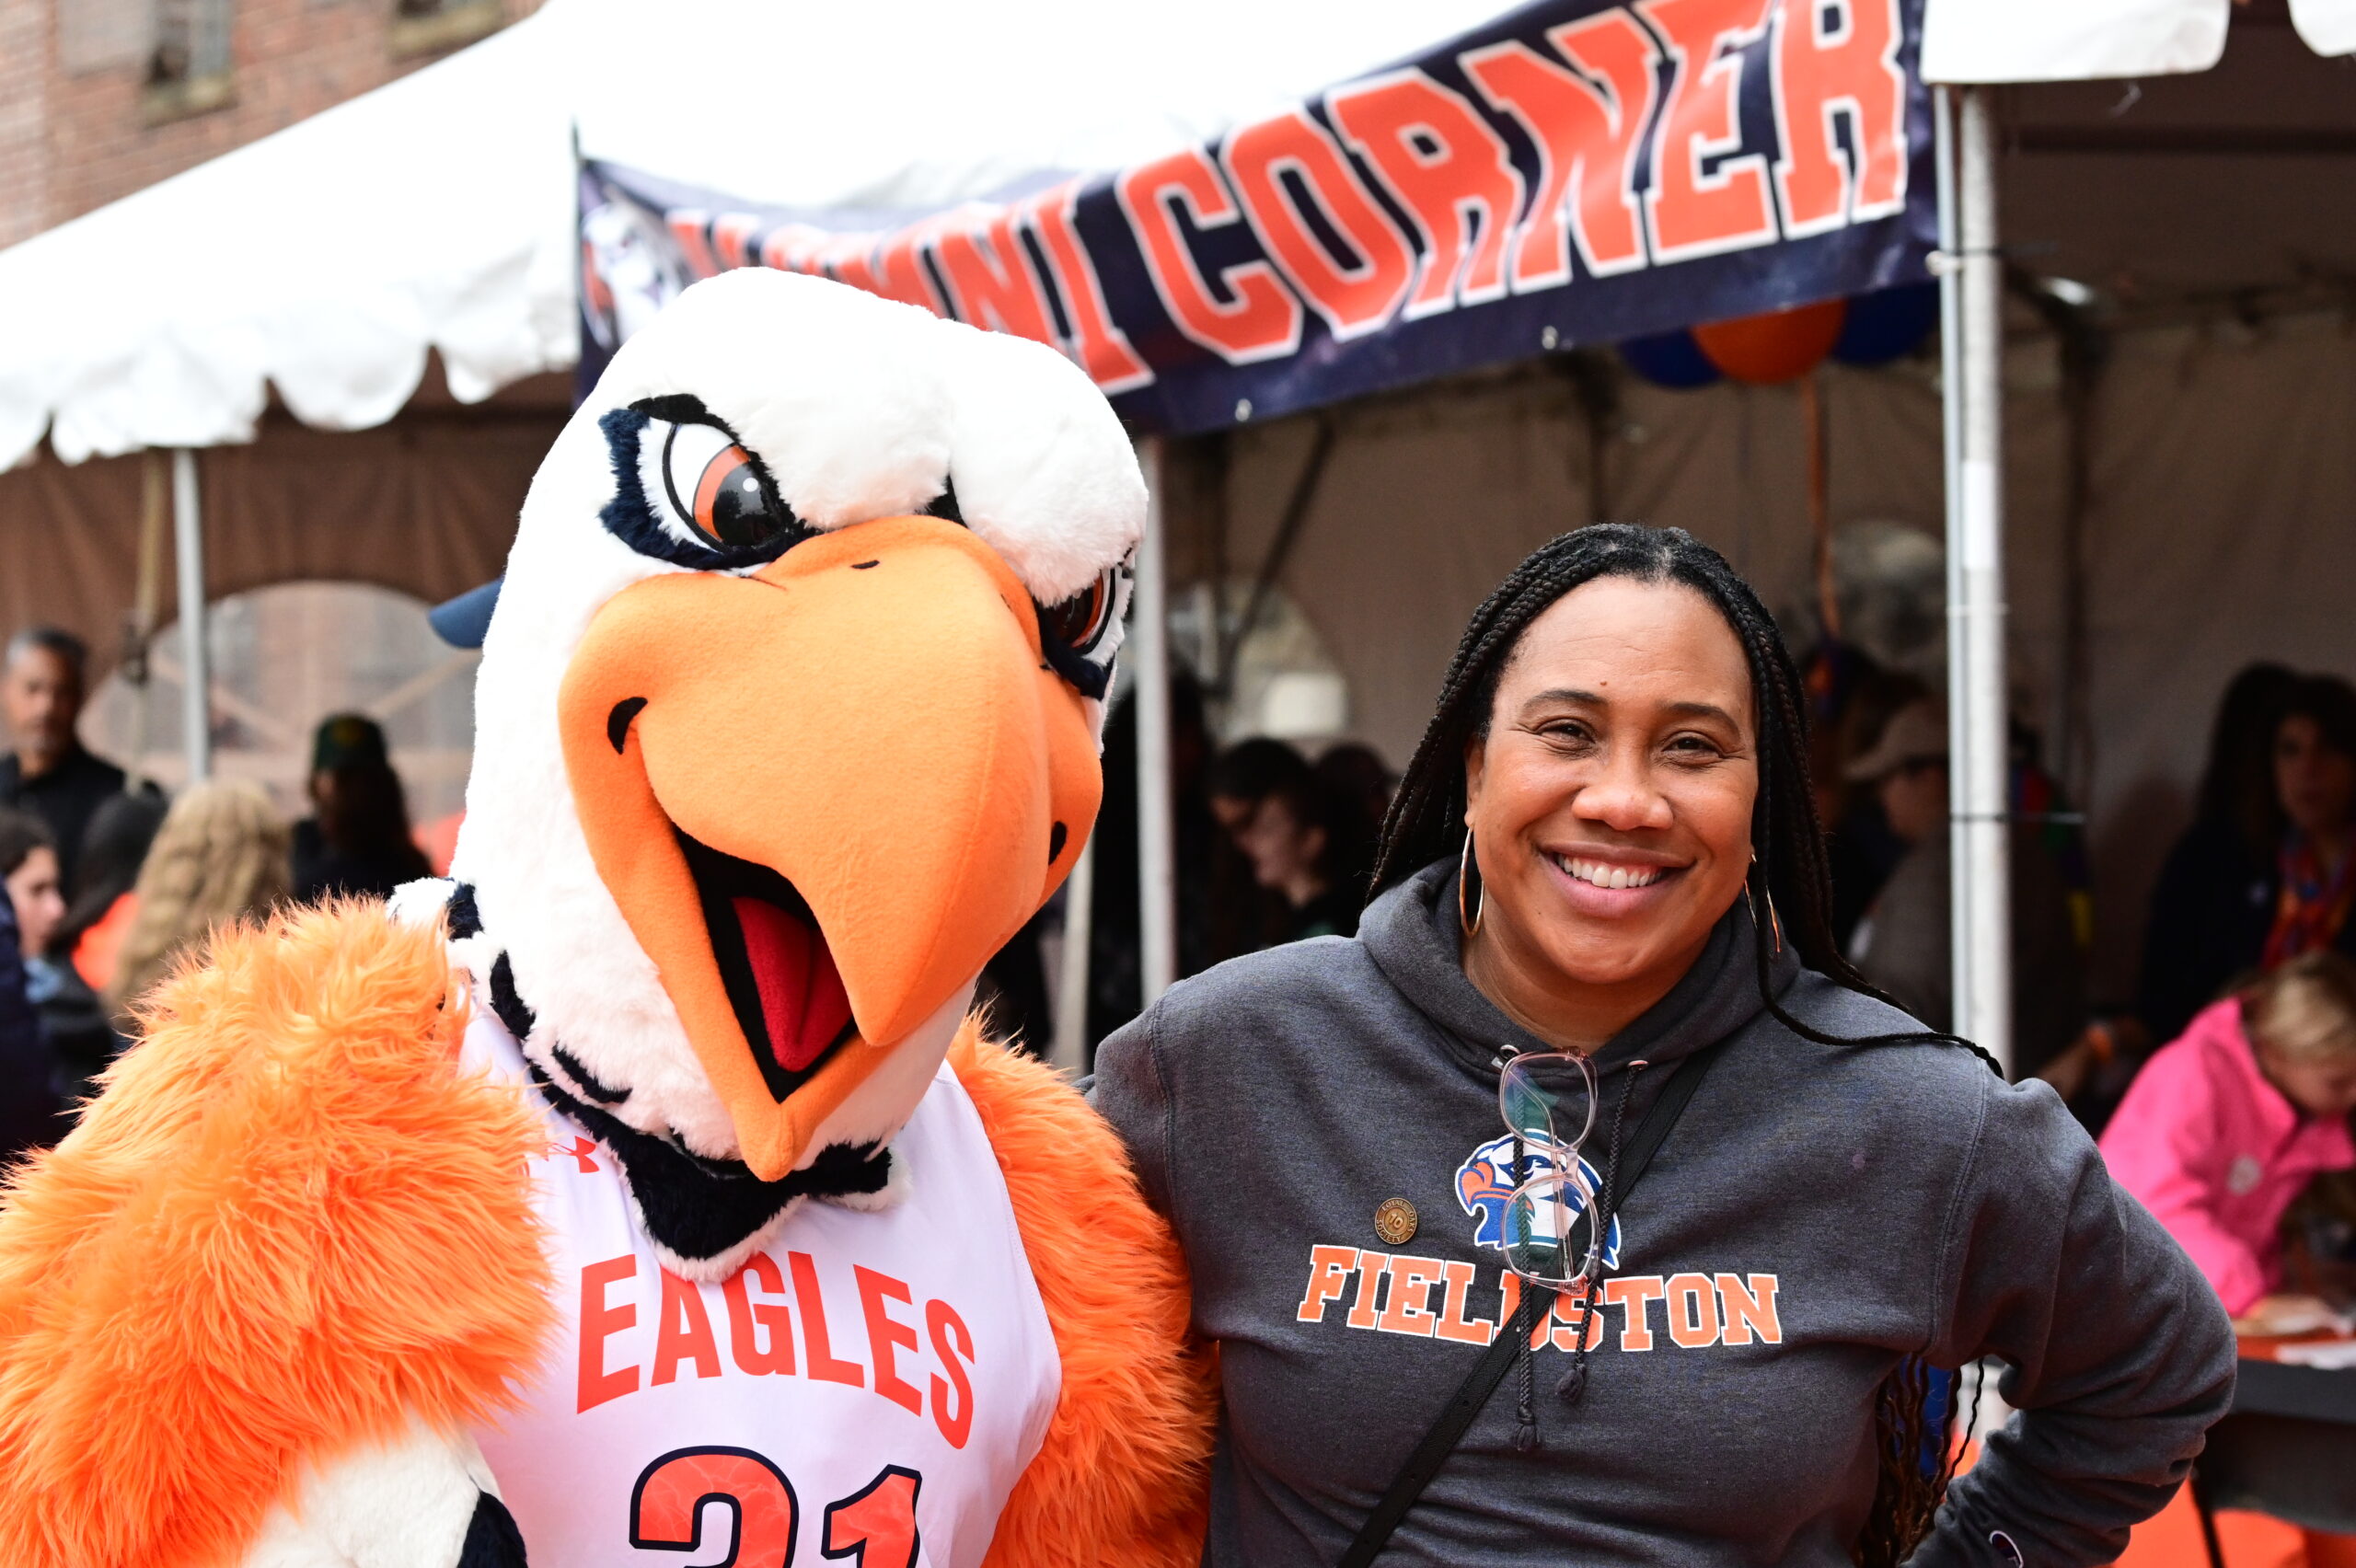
[1498,1048,1609,1287]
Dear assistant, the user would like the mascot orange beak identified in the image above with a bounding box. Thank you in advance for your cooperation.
[559,515,1102,1180]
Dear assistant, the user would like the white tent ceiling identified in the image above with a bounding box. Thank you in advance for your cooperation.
[1924,0,2356,82]
[0,0,1519,470]
[3,0,2352,475]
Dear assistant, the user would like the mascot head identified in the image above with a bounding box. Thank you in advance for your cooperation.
[428,270,1139,1277]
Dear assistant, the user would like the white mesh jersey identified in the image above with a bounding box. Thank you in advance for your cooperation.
[460,1009,1063,1568]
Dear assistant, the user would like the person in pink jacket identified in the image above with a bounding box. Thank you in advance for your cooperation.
[2101,950,2356,1320]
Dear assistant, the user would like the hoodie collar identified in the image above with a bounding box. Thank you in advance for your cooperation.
[1359,857,1799,1079]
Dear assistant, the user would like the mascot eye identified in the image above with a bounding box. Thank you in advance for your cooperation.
[1032,567,1127,701]
[1035,570,1117,658]
[657,421,797,551]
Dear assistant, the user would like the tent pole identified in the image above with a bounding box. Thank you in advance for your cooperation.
[1953,87,2013,1072]
[1134,437,1179,1006]
[172,447,212,787]
[1049,833,1095,1073]
[1934,87,1971,1056]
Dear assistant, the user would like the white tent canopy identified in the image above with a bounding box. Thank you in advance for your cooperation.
[8,0,2350,472]
[0,0,1521,470]
[1924,0,2356,82]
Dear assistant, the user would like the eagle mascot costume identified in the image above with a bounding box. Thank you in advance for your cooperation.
[0,271,1213,1568]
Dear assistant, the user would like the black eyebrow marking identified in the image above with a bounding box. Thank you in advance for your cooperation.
[925,477,964,525]
[629,393,716,426]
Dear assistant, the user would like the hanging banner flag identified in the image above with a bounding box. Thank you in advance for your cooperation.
[579,0,1932,433]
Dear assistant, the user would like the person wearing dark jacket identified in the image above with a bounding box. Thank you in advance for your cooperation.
[1209,739,1369,944]
[0,811,110,1111]
[0,628,131,897]
[0,867,58,1162]
[1843,699,2087,1083]
[2133,671,2356,1052]
[289,713,433,904]
[1093,526,2233,1568]
[2132,663,2298,1052]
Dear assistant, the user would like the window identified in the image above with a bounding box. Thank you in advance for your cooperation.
[388,0,503,57]
[143,0,234,122]
[87,582,479,831]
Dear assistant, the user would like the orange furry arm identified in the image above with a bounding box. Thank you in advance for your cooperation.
[950,1031,1215,1568]
[0,904,554,1568]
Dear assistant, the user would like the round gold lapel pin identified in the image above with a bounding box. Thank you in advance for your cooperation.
[1374,1197,1418,1246]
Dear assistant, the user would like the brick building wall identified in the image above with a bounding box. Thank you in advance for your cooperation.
[0,0,546,250]
[0,1,53,249]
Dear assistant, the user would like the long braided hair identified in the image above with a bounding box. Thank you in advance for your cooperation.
[1373,525,1984,1565]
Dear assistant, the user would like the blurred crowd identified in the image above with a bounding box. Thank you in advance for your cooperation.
[2,617,2350,1323]
[0,627,433,1160]
[1819,651,2356,1324]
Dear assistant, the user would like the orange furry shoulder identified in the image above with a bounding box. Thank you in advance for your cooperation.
[0,903,554,1568]
[950,1032,1216,1568]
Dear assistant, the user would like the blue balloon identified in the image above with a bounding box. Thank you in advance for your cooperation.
[1831,282,1939,365]
[1617,329,1723,389]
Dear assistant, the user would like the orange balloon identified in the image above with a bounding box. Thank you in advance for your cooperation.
[1692,298,1849,385]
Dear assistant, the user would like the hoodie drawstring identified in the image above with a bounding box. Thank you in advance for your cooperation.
[1557,1059,1646,1408]
[1508,1129,1542,1450]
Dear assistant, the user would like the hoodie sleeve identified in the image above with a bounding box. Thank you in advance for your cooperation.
[1085,1009,1179,1220]
[1911,1076,2235,1568]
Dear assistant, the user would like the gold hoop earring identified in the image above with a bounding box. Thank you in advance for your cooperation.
[1747,868,1784,957]
[1459,830,1484,939]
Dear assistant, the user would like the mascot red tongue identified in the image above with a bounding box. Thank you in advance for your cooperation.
[736,899,852,1074]
[0,269,1211,1568]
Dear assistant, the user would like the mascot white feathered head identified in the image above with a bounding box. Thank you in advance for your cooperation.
[425,270,1140,1277]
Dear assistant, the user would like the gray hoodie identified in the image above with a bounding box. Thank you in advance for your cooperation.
[1091,859,2234,1567]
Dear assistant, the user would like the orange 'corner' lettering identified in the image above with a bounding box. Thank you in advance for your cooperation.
[1637,0,1781,264]
[1022,179,1155,393]
[1221,109,1415,341]
[1771,0,1908,237]
[1327,70,1524,318]
[929,205,1062,345]
[1114,147,1303,365]
[665,209,722,280]
[1462,13,1660,290]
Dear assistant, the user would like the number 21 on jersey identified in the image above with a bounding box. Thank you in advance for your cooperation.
[629,1447,923,1566]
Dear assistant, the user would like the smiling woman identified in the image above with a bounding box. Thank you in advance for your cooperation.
[1453,576,1761,1055]
[1091,524,2238,1568]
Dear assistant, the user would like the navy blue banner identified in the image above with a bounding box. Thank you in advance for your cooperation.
[579,0,1933,432]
